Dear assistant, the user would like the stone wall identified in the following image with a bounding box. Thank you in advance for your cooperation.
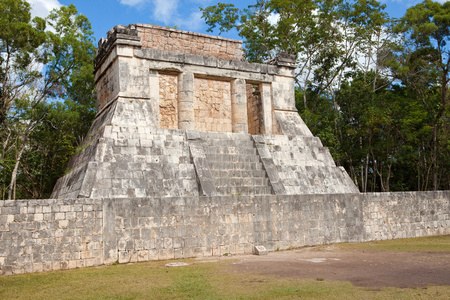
[136,24,243,60]
[362,192,450,240]
[262,135,359,194]
[0,198,103,275]
[159,74,178,129]
[93,24,306,137]
[1,191,448,275]
[193,78,232,132]
[96,59,119,111]
[52,127,200,200]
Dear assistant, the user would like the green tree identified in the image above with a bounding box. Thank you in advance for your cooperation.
[16,101,82,198]
[0,0,46,199]
[201,0,391,106]
[201,0,450,192]
[0,0,46,124]
[0,1,96,199]
[394,0,450,190]
[335,72,424,192]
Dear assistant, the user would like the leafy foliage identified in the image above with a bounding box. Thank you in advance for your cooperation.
[0,1,96,199]
[202,0,449,192]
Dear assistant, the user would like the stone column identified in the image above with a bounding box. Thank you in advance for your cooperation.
[260,83,273,135]
[178,72,195,130]
[231,78,248,133]
[149,70,160,126]
[272,53,297,111]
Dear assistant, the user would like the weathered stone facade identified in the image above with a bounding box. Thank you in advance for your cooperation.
[158,74,178,129]
[137,24,243,60]
[1,192,449,275]
[1,24,447,277]
[51,24,359,199]
[193,78,232,132]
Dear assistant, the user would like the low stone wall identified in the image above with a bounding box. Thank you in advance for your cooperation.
[362,192,449,240]
[1,191,449,275]
[0,198,103,275]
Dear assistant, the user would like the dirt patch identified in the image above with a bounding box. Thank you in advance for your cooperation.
[230,246,450,288]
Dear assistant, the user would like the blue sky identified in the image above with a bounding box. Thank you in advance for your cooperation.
[27,0,437,43]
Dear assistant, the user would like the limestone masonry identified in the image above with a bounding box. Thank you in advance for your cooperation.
[0,24,448,276]
[1,192,449,275]
[51,24,358,198]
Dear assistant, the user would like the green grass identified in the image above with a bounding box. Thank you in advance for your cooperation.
[0,236,449,299]
[336,235,450,252]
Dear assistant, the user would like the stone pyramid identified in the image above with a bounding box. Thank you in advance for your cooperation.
[51,24,359,199]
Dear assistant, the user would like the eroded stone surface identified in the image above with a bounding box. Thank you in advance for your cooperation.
[1,192,448,275]
[1,25,448,278]
[52,24,359,199]
[254,245,268,255]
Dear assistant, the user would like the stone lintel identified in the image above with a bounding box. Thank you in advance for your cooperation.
[134,48,292,79]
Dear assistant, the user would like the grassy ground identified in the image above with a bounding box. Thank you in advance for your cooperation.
[1,235,449,299]
[336,235,450,252]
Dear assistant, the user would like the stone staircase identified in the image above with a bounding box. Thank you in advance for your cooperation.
[199,132,273,196]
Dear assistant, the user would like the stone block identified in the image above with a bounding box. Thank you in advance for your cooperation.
[253,245,268,255]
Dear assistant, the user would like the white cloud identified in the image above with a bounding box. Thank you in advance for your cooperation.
[119,0,147,5]
[119,0,202,28]
[267,12,279,25]
[190,0,212,5]
[118,0,205,30]
[27,0,61,19]
[153,0,178,24]
[175,11,204,31]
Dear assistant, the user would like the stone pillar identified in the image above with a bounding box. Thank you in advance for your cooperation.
[272,53,297,111]
[149,70,160,126]
[231,78,248,133]
[260,83,272,135]
[178,72,195,130]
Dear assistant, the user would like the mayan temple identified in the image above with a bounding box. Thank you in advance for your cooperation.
[51,24,359,199]
[1,24,448,276]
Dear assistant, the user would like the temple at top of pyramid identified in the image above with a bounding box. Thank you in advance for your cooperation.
[51,24,359,199]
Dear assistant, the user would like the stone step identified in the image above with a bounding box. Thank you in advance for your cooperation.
[215,177,270,187]
[216,186,273,195]
[267,145,327,155]
[275,158,327,167]
[204,146,257,156]
[204,139,255,148]
[264,136,322,148]
[199,131,253,142]
[291,136,323,147]
[205,153,261,163]
[196,132,274,196]
[211,169,268,178]
[208,161,264,171]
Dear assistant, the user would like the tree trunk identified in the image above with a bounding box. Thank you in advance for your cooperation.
[8,143,27,200]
